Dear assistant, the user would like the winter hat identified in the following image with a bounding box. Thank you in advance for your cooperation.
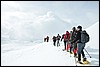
[72,27,76,31]
[77,25,82,30]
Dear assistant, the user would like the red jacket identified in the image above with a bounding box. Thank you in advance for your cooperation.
[66,31,70,40]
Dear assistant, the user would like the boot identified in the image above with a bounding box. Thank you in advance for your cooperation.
[83,57,87,62]
[77,61,83,64]
[78,61,83,64]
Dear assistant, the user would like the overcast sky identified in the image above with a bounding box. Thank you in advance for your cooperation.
[1,1,99,41]
[1,1,99,27]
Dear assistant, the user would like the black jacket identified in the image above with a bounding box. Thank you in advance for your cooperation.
[53,36,56,41]
[72,30,82,43]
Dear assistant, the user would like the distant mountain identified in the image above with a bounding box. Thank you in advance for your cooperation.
[37,12,72,37]
[1,11,73,42]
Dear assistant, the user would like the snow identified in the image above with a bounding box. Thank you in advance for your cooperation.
[86,21,99,49]
[1,42,76,66]
[1,22,99,66]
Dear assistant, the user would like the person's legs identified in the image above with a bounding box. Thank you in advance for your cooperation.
[64,41,66,50]
[55,40,56,46]
[82,48,85,58]
[78,53,81,61]
[70,44,73,53]
[57,40,59,47]
[67,41,70,51]
[70,45,72,53]
[81,43,87,61]
[53,40,55,46]
[58,40,60,46]
[74,43,77,57]
[53,40,56,46]
[77,43,83,62]
[57,40,60,46]
[66,42,68,51]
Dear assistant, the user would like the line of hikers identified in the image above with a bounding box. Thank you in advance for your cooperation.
[52,25,90,64]
[52,34,61,47]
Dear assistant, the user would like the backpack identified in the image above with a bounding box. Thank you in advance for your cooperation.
[53,36,56,40]
[57,36,61,40]
[64,35,68,41]
[81,30,90,43]
[61,34,64,41]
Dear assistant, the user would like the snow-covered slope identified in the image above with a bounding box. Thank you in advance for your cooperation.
[1,22,99,66]
[84,21,99,66]
[86,21,99,49]
[1,42,70,66]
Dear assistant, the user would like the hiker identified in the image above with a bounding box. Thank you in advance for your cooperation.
[61,34,67,51]
[61,34,64,41]
[62,34,67,51]
[69,31,73,54]
[56,34,61,47]
[47,36,49,42]
[44,37,47,42]
[71,27,78,57]
[71,26,87,64]
[52,36,56,46]
[66,31,70,52]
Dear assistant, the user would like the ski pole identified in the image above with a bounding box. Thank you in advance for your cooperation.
[74,56,77,66]
[69,45,71,57]
[69,42,71,57]
[69,48,71,57]
[84,48,92,58]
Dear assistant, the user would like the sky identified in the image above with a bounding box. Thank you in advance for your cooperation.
[1,1,99,41]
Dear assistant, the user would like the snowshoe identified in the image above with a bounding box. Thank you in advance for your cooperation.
[67,50,70,52]
[74,55,78,58]
[77,60,90,65]
[77,61,83,64]
[62,49,66,51]
[74,54,78,58]
[83,60,90,64]
[70,52,73,54]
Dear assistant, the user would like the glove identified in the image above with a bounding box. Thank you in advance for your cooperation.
[61,39,62,41]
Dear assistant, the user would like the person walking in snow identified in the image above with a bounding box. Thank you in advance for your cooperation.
[61,34,64,41]
[44,37,47,42]
[61,34,67,51]
[71,27,78,57]
[69,31,73,54]
[47,36,49,42]
[71,26,87,64]
[62,34,67,51]
[56,34,61,47]
[52,36,56,46]
[66,31,70,52]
